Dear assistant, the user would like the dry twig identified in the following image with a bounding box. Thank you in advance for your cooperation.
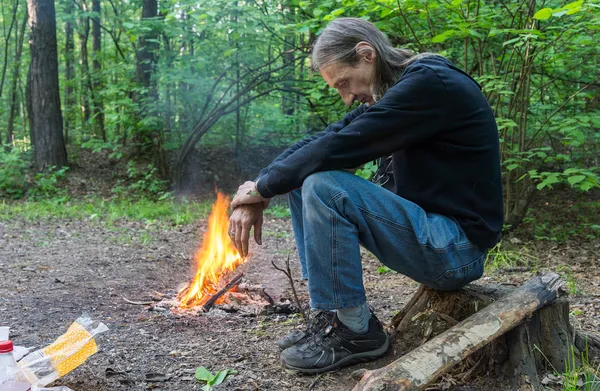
[271,248,308,325]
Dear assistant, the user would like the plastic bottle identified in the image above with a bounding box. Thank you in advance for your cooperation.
[0,341,31,391]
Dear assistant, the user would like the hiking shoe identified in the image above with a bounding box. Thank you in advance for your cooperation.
[280,312,389,374]
[278,311,335,351]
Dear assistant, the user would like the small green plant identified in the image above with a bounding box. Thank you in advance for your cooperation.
[556,265,581,295]
[0,146,29,198]
[485,241,538,271]
[81,138,123,160]
[263,229,291,239]
[195,366,237,391]
[355,161,377,180]
[561,344,600,391]
[264,204,291,218]
[112,161,171,200]
[377,265,397,274]
[29,166,68,199]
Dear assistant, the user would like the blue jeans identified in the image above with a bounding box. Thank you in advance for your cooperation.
[288,170,486,310]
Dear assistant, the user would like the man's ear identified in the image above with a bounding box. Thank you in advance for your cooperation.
[355,41,376,63]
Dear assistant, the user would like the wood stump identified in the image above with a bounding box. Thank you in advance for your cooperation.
[354,273,600,391]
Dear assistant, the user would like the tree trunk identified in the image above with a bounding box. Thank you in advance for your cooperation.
[77,2,91,133]
[281,4,295,116]
[26,0,68,171]
[63,0,75,145]
[1,0,20,101]
[135,0,168,178]
[354,274,600,391]
[6,6,28,146]
[91,0,105,141]
[136,0,158,94]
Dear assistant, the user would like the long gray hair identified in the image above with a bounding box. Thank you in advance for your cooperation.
[312,18,436,101]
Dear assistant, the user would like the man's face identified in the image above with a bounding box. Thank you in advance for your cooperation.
[320,58,377,106]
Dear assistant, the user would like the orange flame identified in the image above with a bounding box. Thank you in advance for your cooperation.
[177,193,245,308]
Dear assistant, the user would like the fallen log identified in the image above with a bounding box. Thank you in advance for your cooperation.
[354,273,574,391]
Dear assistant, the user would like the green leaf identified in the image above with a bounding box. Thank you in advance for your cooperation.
[331,8,345,16]
[432,33,448,43]
[506,163,519,171]
[468,29,483,39]
[533,8,553,20]
[563,0,583,10]
[313,8,323,16]
[196,367,214,382]
[567,175,586,186]
[503,37,521,46]
[212,370,229,386]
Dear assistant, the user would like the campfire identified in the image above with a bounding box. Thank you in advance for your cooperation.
[177,192,246,309]
[144,192,295,316]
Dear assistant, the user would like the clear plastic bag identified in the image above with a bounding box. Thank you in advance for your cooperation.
[18,315,108,387]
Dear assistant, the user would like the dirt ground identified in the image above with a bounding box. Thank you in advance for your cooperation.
[1,200,599,391]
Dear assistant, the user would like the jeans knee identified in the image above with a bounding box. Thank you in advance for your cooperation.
[303,171,331,190]
[302,171,337,200]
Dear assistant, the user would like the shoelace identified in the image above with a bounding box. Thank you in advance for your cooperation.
[304,316,335,351]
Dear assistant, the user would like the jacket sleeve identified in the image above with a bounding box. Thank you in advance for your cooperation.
[255,104,368,179]
[257,65,448,198]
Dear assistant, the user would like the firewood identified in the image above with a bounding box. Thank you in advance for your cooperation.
[354,273,563,391]
[201,273,244,312]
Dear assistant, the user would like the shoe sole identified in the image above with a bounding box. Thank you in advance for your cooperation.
[281,333,390,374]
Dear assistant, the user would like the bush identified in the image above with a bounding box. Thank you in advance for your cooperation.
[112,161,171,200]
[0,147,29,198]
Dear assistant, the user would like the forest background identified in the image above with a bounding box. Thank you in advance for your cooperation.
[0,0,598,234]
[0,1,599,390]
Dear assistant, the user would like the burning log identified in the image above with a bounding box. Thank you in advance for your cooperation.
[176,193,247,309]
[201,273,244,312]
[353,273,600,391]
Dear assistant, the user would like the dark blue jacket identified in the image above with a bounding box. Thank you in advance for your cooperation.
[256,55,503,249]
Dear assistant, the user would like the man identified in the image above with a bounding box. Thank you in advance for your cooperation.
[228,17,503,374]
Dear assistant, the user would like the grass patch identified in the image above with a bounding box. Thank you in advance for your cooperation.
[0,197,212,226]
[561,345,600,391]
[537,343,600,391]
[485,241,539,271]
[264,204,291,218]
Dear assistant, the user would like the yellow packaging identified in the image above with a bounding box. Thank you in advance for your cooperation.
[41,321,99,377]
[18,314,108,387]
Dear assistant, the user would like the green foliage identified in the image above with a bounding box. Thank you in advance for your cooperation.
[112,161,171,200]
[527,168,600,192]
[264,204,291,218]
[29,166,69,199]
[355,161,377,180]
[0,197,211,226]
[195,366,237,391]
[556,265,581,295]
[0,148,68,199]
[81,139,123,160]
[0,0,598,234]
[559,344,599,391]
[377,265,397,274]
[485,241,538,271]
[0,147,28,198]
[522,201,600,242]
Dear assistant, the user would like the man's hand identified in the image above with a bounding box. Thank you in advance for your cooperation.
[228,203,264,257]
[231,181,269,210]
